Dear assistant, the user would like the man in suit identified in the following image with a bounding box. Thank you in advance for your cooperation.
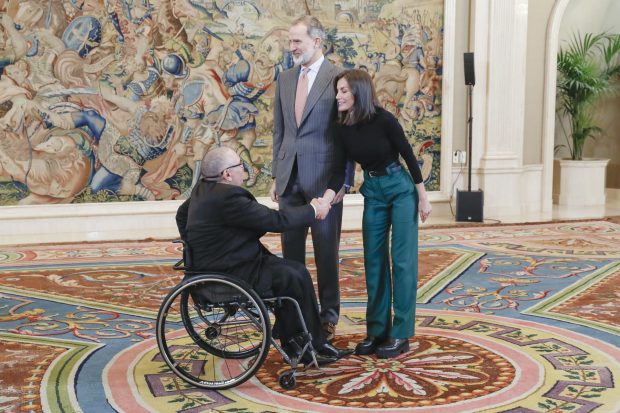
[176,147,352,365]
[270,16,346,341]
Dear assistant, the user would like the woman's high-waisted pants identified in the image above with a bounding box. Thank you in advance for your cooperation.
[360,168,419,339]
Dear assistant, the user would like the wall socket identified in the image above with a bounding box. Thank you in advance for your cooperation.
[453,150,467,164]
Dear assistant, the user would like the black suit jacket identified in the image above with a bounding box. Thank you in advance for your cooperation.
[176,180,315,294]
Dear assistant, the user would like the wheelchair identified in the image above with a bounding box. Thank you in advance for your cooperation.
[156,241,320,390]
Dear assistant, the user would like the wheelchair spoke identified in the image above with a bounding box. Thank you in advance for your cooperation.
[156,274,271,389]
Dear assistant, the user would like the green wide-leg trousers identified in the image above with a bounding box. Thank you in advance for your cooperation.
[360,169,419,339]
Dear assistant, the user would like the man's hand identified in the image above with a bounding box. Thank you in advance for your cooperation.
[269,181,278,203]
[311,197,331,219]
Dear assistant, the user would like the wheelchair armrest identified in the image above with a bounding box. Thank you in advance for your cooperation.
[172,239,193,271]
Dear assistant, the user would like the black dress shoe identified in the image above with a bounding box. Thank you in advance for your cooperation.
[302,352,339,366]
[375,338,409,359]
[317,342,354,359]
[282,338,343,367]
[355,336,382,356]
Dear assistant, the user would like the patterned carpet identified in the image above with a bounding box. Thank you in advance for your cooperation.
[1,219,620,413]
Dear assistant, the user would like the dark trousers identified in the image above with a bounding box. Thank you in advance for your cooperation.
[360,169,419,339]
[278,166,342,325]
[262,254,327,347]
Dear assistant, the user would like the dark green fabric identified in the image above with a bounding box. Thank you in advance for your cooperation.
[360,168,419,339]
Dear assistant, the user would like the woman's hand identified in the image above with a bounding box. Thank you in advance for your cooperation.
[419,198,432,223]
[415,182,432,223]
[322,188,336,205]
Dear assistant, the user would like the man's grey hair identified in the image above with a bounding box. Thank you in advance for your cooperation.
[200,147,238,182]
[292,15,325,44]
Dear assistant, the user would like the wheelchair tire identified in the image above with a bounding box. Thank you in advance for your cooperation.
[279,371,296,390]
[156,274,271,389]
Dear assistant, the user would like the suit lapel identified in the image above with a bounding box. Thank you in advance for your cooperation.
[288,67,302,129]
[300,59,333,127]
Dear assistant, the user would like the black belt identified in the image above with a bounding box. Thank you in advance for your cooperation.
[367,163,402,177]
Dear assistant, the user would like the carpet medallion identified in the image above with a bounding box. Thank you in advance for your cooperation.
[105,310,620,413]
[1,219,620,412]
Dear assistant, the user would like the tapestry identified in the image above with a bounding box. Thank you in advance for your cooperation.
[0,0,443,205]
[1,219,619,412]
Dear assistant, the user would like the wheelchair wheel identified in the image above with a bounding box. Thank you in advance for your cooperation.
[180,292,261,359]
[279,370,296,390]
[156,274,271,389]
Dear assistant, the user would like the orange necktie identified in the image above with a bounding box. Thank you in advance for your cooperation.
[295,67,309,126]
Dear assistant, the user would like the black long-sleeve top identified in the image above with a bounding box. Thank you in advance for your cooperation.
[333,107,423,186]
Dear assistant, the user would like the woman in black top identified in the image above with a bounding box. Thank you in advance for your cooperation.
[334,69,432,358]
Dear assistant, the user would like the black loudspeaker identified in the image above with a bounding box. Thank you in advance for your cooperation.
[464,52,475,86]
[456,189,484,222]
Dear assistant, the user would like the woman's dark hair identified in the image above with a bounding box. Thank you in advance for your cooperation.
[334,69,380,126]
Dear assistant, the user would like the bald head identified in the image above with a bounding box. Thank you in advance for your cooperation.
[201,147,240,183]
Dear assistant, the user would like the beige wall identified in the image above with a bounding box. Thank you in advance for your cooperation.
[524,0,556,165]
[557,0,620,188]
[584,95,620,188]
[458,0,557,167]
[559,0,620,38]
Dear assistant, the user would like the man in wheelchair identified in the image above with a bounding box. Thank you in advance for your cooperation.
[176,147,352,366]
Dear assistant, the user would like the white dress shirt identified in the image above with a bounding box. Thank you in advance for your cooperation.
[299,55,325,96]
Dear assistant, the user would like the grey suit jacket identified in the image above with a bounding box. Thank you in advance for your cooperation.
[272,59,343,198]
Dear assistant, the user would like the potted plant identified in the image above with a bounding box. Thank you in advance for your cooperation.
[553,32,620,206]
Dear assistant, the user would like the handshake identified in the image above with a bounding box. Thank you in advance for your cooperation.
[310,197,332,220]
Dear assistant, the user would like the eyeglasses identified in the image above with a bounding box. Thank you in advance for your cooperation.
[221,162,243,175]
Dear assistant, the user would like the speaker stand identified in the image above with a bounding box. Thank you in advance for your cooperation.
[456,83,484,222]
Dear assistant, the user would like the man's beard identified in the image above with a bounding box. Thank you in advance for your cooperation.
[293,49,313,66]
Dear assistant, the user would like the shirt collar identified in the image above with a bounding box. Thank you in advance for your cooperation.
[301,54,324,76]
